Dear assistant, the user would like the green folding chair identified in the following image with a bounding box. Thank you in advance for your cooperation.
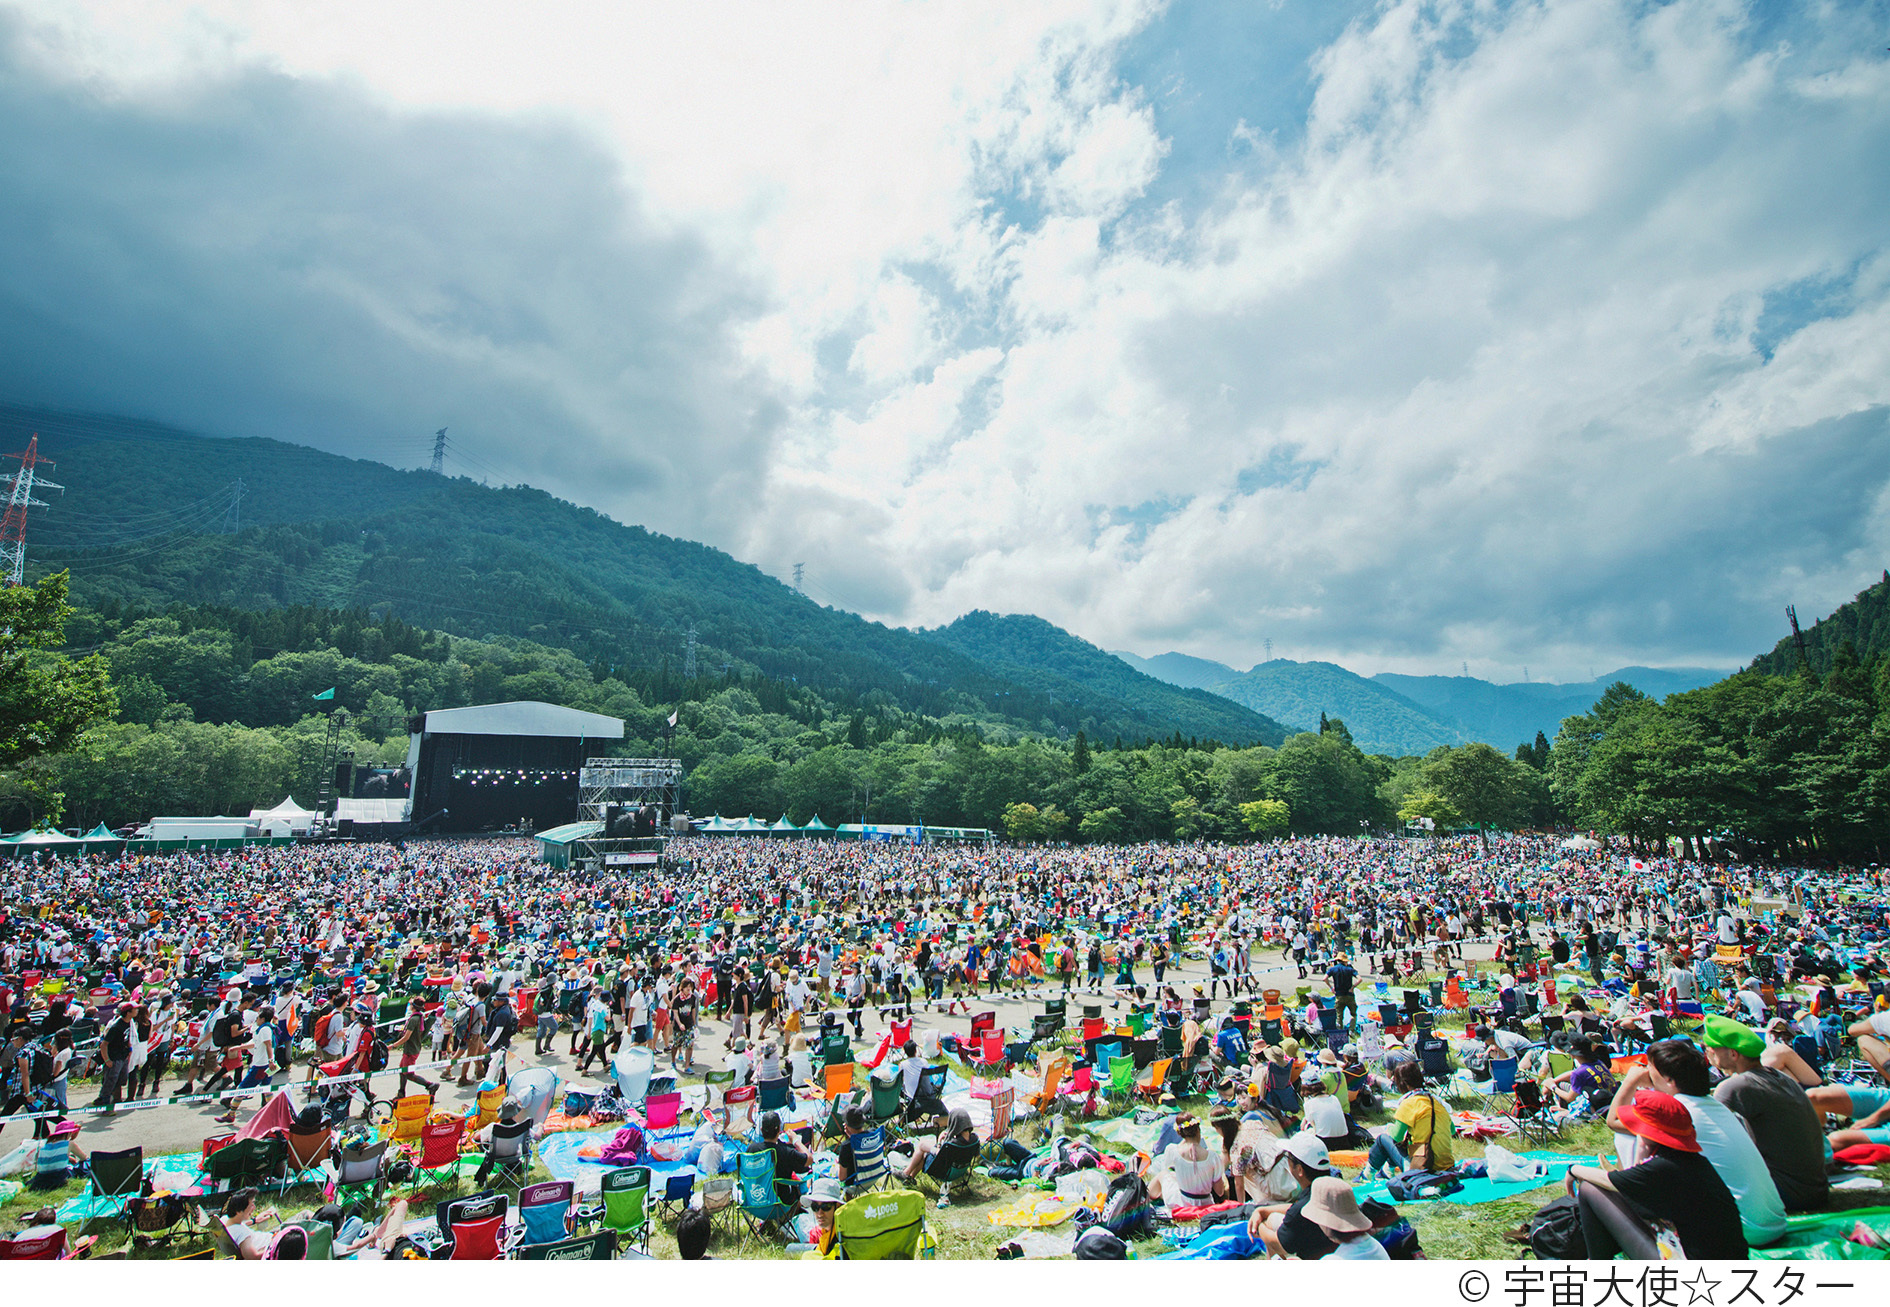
[584,1165,651,1254]
[1106,1055,1137,1108]
[520,1231,617,1260]
[819,1028,852,1069]
[832,1188,935,1260]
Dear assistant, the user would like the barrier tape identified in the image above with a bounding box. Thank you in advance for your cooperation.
[0,1049,509,1126]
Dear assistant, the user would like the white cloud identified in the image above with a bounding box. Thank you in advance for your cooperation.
[8,0,1890,681]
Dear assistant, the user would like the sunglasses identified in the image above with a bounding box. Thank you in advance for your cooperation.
[812,1201,838,1212]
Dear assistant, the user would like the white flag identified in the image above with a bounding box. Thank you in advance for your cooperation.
[1629,858,1647,873]
[667,709,679,728]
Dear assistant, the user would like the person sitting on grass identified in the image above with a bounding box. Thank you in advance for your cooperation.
[1701,1014,1828,1212]
[1564,1089,1748,1260]
[1366,1061,1454,1176]
[30,1118,89,1190]
[758,1110,812,1213]
[1244,1132,1339,1257]
[1606,1038,1787,1248]
[1144,1112,1227,1216]
[1301,1176,1389,1260]
[218,1187,282,1260]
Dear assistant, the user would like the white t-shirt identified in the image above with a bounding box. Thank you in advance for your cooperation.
[1304,1093,1349,1140]
[1678,1092,1789,1247]
[1327,1233,1390,1260]
[249,1024,275,1072]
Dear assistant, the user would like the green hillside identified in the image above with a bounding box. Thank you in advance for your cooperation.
[1206,659,1465,756]
[0,403,1267,745]
[1374,666,1727,753]
[1111,649,1240,690]
[1749,572,1890,676]
[920,612,1287,747]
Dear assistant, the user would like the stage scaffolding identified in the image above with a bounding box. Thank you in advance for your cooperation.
[572,757,683,868]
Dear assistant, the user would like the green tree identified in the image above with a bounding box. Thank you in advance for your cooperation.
[1237,797,1290,837]
[1002,801,1044,841]
[1396,790,1462,831]
[1071,729,1091,774]
[0,572,116,770]
[1422,742,1533,848]
[1077,805,1124,842]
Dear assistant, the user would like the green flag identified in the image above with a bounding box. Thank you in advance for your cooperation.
[312,687,336,701]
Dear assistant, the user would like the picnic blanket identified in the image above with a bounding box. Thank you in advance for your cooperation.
[535,1125,706,1195]
[1086,1112,1172,1157]
[52,1149,332,1222]
[1349,1150,1576,1207]
[1159,1221,1263,1260]
[1750,1206,1890,1261]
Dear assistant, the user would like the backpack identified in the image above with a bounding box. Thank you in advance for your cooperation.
[1528,1195,1586,1259]
[1385,1167,1464,1202]
[1072,1226,1128,1259]
[1098,1170,1152,1239]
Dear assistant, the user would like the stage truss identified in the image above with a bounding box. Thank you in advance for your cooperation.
[573,757,683,867]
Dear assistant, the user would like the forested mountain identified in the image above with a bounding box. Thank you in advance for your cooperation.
[1750,573,1890,677]
[1206,659,1465,756]
[918,612,1286,747]
[0,403,1264,746]
[1111,649,1240,690]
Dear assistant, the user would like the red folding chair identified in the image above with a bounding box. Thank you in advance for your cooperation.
[969,1011,997,1042]
[890,1018,913,1047]
[0,1227,70,1260]
[412,1118,467,1192]
[645,1092,682,1130]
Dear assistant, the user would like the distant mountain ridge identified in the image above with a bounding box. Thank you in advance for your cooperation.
[922,613,1288,746]
[0,401,1279,746]
[1118,644,1728,755]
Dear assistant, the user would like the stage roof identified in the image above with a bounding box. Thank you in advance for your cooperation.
[419,701,626,740]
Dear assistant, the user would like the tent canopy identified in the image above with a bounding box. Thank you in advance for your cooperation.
[800,814,833,832]
[769,814,799,832]
[78,823,124,844]
[4,828,84,845]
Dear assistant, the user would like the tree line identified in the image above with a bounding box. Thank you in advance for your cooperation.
[5,572,1888,861]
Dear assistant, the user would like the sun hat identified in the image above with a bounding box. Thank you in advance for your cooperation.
[1616,1089,1700,1154]
[1282,1132,1332,1173]
[1702,1015,1765,1060]
[1303,1176,1374,1234]
[807,1176,844,1206]
[1317,1048,1340,1066]
[50,1119,81,1138]
[1264,1045,1288,1065]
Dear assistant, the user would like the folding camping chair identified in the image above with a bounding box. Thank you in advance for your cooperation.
[969,1011,997,1043]
[203,1137,288,1193]
[823,1062,856,1105]
[653,1170,696,1220]
[1136,1057,1175,1104]
[869,1073,904,1125]
[470,1083,506,1130]
[986,1084,1015,1141]
[581,1165,652,1254]
[78,1145,146,1236]
[906,1065,949,1125]
[0,1227,70,1260]
[846,1126,892,1194]
[645,1091,683,1130]
[285,1126,333,1175]
[699,1068,735,1117]
[758,1075,793,1112]
[724,1084,760,1137]
[1417,1034,1452,1084]
[820,1028,852,1069]
[831,1188,935,1259]
[410,1117,468,1194]
[520,1231,617,1260]
[330,1136,388,1206]
[386,1092,433,1146]
[972,1031,1007,1077]
[478,1117,533,1189]
[517,1181,576,1249]
[1478,1056,1520,1112]
[1505,1079,1561,1146]
[428,1190,511,1260]
[737,1149,795,1240]
[918,1136,981,1207]
[1024,1056,1068,1113]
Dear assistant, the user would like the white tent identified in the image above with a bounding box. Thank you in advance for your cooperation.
[250,797,318,835]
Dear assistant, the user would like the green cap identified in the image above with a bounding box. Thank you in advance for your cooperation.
[1701,1014,1764,1059]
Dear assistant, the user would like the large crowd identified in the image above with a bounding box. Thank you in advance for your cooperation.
[2,830,1888,1261]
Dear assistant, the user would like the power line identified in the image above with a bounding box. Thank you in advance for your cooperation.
[431,428,447,476]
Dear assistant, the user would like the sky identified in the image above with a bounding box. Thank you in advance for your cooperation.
[1,0,1887,682]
